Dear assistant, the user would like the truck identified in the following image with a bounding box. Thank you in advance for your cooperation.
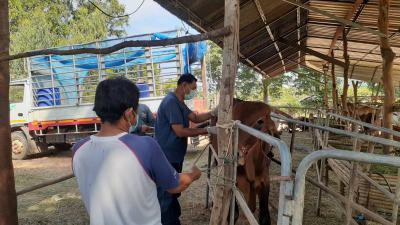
[9,30,208,159]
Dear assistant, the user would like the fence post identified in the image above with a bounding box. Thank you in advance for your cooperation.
[209,0,239,224]
[230,124,239,225]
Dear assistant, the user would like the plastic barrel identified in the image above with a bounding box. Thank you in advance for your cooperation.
[137,83,150,98]
[36,88,61,107]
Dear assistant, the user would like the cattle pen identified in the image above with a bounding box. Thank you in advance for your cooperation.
[2,0,400,225]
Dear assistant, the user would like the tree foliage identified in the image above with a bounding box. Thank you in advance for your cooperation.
[206,41,262,100]
[205,41,393,107]
[9,0,128,80]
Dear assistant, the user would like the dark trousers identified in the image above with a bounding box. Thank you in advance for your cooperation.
[157,162,183,225]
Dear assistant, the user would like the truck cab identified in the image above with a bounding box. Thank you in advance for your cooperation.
[9,79,40,160]
[10,79,30,127]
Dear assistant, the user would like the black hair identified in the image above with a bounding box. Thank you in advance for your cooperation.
[177,73,197,85]
[93,77,139,123]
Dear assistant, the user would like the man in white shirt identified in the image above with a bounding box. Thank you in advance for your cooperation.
[72,77,201,225]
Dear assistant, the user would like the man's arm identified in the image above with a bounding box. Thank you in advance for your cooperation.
[187,106,219,123]
[187,112,213,123]
[145,106,156,127]
[148,138,201,192]
[167,166,201,194]
[171,124,208,137]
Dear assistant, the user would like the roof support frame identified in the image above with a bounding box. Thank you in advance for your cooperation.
[261,51,302,72]
[256,37,308,67]
[281,0,387,38]
[253,0,287,72]
[247,22,308,59]
[279,37,346,67]
[240,6,303,45]
[325,0,365,60]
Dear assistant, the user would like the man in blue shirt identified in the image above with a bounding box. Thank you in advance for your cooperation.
[155,74,217,225]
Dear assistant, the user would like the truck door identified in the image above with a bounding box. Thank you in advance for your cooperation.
[10,82,29,126]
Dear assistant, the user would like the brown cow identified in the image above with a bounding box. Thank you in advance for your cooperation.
[210,99,282,225]
[346,103,380,124]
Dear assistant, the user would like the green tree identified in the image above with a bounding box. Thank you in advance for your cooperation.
[9,0,128,80]
[206,41,263,100]
[206,41,223,92]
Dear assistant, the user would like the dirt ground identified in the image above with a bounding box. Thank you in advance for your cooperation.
[14,131,344,225]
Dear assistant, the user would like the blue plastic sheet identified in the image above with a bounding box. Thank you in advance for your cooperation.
[29,32,208,105]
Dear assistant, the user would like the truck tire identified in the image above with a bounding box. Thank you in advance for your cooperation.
[11,131,29,160]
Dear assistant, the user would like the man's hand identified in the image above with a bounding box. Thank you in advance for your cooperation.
[210,106,218,117]
[166,166,202,194]
[190,166,202,181]
[140,125,154,133]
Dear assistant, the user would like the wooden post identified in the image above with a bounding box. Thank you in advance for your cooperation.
[352,81,359,106]
[209,0,239,224]
[345,137,361,225]
[201,56,208,108]
[342,29,350,114]
[0,0,18,224]
[378,0,396,154]
[316,159,325,216]
[392,168,400,223]
[331,51,338,109]
[262,77,269,104]
[323,65,329,108]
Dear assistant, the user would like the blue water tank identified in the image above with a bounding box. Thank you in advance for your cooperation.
[137,83,150,98]
[36,88,61,107]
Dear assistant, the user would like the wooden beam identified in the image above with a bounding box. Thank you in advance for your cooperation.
[253,0,286,72]
[323,65,329,107]
[209,0,239,224]
[247,22,308,59]
[17,174,74,196]
[281,0,387,38]
[297,6,301,62]
[0,27,232,62]
[342,28,350,113]
[257,38,307,68]
[331,50,338,109]
[201,57,208,107]
[326,0,364,59]
[378,0,396,154]
[278,38,346,67]
[0,0,18,224]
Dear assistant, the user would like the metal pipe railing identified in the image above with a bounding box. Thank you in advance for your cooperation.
[327,112,400,137]
[207,121,293,225]
[236,122,293,225]
[292,150,400,225]
[271,113,400,148]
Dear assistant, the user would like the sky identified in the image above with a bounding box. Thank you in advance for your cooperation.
[118,0,196,35]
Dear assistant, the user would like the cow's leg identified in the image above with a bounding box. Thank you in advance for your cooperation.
[258,183,271,225]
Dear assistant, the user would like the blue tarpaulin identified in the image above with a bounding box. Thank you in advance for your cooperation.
[29,32,208,105]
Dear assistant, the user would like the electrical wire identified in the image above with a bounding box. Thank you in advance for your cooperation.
[88,0,145,19]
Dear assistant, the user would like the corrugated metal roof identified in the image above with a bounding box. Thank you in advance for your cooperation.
[154,0,400,84]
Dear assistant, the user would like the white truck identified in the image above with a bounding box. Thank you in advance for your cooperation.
[9,30,207,159]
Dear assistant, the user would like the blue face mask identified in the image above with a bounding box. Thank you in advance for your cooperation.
[184,90,197,100]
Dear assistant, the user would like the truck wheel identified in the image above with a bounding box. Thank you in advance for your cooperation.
[11,131,29,160]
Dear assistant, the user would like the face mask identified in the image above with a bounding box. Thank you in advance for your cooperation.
[184,89,197,100]
[128,111,140,132]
